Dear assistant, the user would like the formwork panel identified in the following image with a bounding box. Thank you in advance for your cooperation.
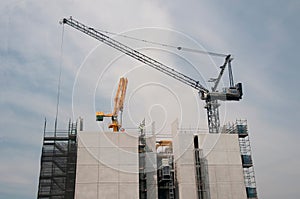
[75,183,97,199]
[75,131,139,199]
[98,166,119,183]
[177,149,195,163]
[119,148,138,166]
[99,132,119,147]
[145,152,157,172]
[208,166,217,183]
[227,151,243,165]
[177,164,197,183]
[217,184,232,199]
[118,133,138,147]
[225,134,240,151]
[76,165,98,183]
[146,135,156,152]
[231,183,248,199]
[119,184,139,199]
[198,133,219,151]
[210,134,228,150]
[177,183,198,199]
[119,146,138,153]
[77,147,98,165]
[97,184,118,199]
[119,168,139,182]
[229,165,246,182]
[98,147,119,166]
[119,164,139,174]
[78,132,99,147]
[206,151,229,165]
[214,166,230,182]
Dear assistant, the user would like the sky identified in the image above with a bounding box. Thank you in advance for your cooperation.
[0,0,299,198]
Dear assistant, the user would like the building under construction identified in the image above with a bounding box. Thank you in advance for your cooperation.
[37,119,258,199]
[37,16,258,199]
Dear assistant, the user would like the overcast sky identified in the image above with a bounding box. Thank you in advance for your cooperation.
[0,0,299,198]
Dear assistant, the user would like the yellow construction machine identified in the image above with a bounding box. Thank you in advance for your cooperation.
[96,77,128,132]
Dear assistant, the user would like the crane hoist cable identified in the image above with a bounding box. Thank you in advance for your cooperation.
[94,28,228,57]
[54,23,65,133]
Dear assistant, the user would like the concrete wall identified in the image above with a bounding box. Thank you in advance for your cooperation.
[75,123,247,199]
[172,120,198,199]
[199,133,247,199]
[172,119,247,199]
[75,131,139,199]
[145,134,158,199]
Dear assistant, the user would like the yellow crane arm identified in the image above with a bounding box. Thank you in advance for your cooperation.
[96,77,128,132]
[113,77,128,116]
[119,78,128,112]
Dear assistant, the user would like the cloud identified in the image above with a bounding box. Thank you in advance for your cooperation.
[0,142,39,198]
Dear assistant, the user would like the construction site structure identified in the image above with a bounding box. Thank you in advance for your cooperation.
[36,16,258,199]
[37,118,258,199]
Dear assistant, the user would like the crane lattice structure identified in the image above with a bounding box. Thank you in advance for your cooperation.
[62,17,243,133]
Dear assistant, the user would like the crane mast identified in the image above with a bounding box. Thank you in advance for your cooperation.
[62,17,243,133]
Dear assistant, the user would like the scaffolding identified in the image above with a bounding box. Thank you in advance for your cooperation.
[157,151,175,199]
[235,120,258,199]
[37,120,78,199]
[139,125,147,199]
[222,120,258,199]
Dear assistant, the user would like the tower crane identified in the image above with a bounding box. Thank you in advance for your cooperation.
[62,17,243,133]
[96,77,128,132]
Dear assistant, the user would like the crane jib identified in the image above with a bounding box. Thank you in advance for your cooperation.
[62,17,209,94]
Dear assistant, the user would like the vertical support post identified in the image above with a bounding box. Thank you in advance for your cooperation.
[206,100,220,134]
[44,118,47,136]
[194,135,210,199]
[228,59,234,88]
[194,135,204,199]
[138,120,147,199]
